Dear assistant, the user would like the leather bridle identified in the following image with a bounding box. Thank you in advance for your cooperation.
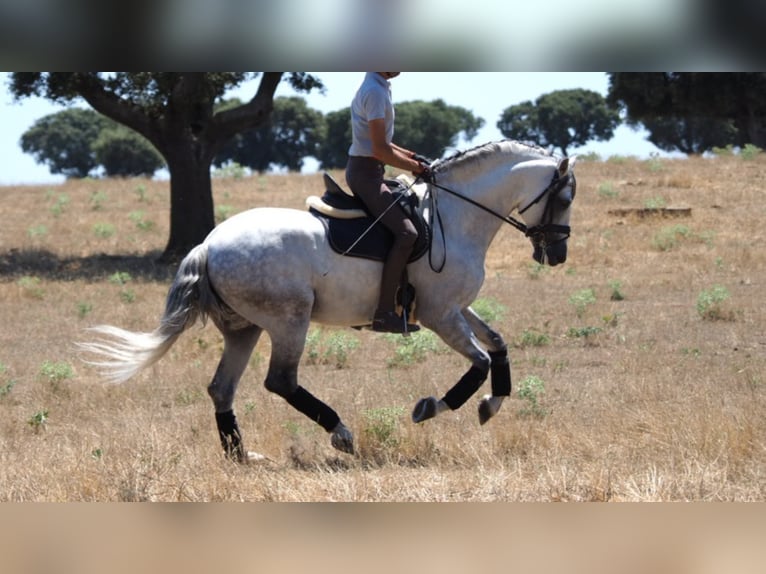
[420,166,574,271]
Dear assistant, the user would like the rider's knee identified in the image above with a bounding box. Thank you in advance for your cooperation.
[398,222,418,247]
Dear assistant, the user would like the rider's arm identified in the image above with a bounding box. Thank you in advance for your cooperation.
[369,119,425,174]
[391,142,416,158]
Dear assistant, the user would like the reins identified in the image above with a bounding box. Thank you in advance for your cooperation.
[427,169,571,238]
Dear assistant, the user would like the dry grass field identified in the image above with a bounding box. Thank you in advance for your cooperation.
[0,153,764,501]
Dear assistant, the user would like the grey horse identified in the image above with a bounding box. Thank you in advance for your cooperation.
[80,140,576,461]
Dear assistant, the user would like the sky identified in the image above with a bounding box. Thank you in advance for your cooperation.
[0,72,665,186]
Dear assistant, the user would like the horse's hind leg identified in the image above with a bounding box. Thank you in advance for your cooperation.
[264,326,354,454]
[208,325,262,462]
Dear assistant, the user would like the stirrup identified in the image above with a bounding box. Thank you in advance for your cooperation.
[372,311,420,335]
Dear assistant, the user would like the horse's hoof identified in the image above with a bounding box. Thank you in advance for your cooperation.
[412,397,438,423]
[331,423,355,455]
[478,395,504,425]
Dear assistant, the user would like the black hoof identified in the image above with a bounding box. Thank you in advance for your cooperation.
[478,401,491,425]
[331,423,355,455]
[412,397,438,423]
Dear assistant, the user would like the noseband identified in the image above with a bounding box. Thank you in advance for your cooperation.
[518,171,573,243]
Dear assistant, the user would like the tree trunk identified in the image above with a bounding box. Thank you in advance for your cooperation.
[161,145,216,263]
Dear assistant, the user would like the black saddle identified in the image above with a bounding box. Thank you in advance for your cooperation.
[309,173,430,263]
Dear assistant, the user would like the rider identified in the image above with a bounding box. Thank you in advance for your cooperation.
[345,72,432,334]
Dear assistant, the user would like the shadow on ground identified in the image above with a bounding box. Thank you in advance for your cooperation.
[0,249,177,282]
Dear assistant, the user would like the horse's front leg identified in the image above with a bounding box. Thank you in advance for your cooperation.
[412,311,491,423]
[462,307,511,425]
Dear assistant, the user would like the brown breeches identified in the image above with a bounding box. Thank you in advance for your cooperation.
[345,156,418,312]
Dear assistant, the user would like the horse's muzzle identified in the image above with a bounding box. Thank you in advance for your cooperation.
[532,240,567,266]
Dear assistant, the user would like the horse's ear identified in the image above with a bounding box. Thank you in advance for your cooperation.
[557,155,577,176]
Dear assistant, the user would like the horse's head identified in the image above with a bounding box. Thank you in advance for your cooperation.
[520,156,576,267]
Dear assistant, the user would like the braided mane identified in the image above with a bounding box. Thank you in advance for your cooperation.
[434,140,554,175]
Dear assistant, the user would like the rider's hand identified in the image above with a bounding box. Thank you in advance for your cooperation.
[412,162,433,183]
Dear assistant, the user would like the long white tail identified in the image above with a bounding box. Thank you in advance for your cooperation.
[79,243,221,383]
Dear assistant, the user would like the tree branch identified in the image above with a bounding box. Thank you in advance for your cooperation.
[211,72,285,142]
[71,74,159,144]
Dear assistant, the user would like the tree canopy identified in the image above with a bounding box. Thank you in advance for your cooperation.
[392,99,484,159]
[214,96,326,173]
[315,109,353,170]
[20,108,109,178]
[607,73,766,152]
[497,88,619,156]
[21,108,164,178]
[93,125,165,177]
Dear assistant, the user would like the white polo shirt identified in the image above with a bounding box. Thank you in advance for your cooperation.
[348,72,395,158]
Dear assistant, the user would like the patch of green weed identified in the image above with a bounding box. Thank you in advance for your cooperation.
[568,288,596,318]
[93,223,116,238]
[17,276,44,299]
[696,285,734,321]
[644,196,667,209]
[598,181,619,198]
[471,298,506,323]
[653,225,691,251]
[518,375,546,418]
[363,406,405,448]
[129,211,155,231]
[28,410,49,432]
[385,330,445,368]
[608,280,625,301]
[304,329,359,369]
[39,360,74,383]
[517,329,551,348]
[28,224,48,239]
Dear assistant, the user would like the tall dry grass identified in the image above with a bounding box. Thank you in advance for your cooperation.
[0,155,764,501]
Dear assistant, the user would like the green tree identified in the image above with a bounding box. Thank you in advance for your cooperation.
[498,89,620,156]
[316,109,354,170]
[607,73,766,151]
[393,99,484,159]
[638,116,738,155]
[494,101,539,144]
[316,99,484,169]
[21,107,165,178]
[215,96,326,173]
[20,108,108,178]
[93,126,165,177]
[9,72,322,261]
